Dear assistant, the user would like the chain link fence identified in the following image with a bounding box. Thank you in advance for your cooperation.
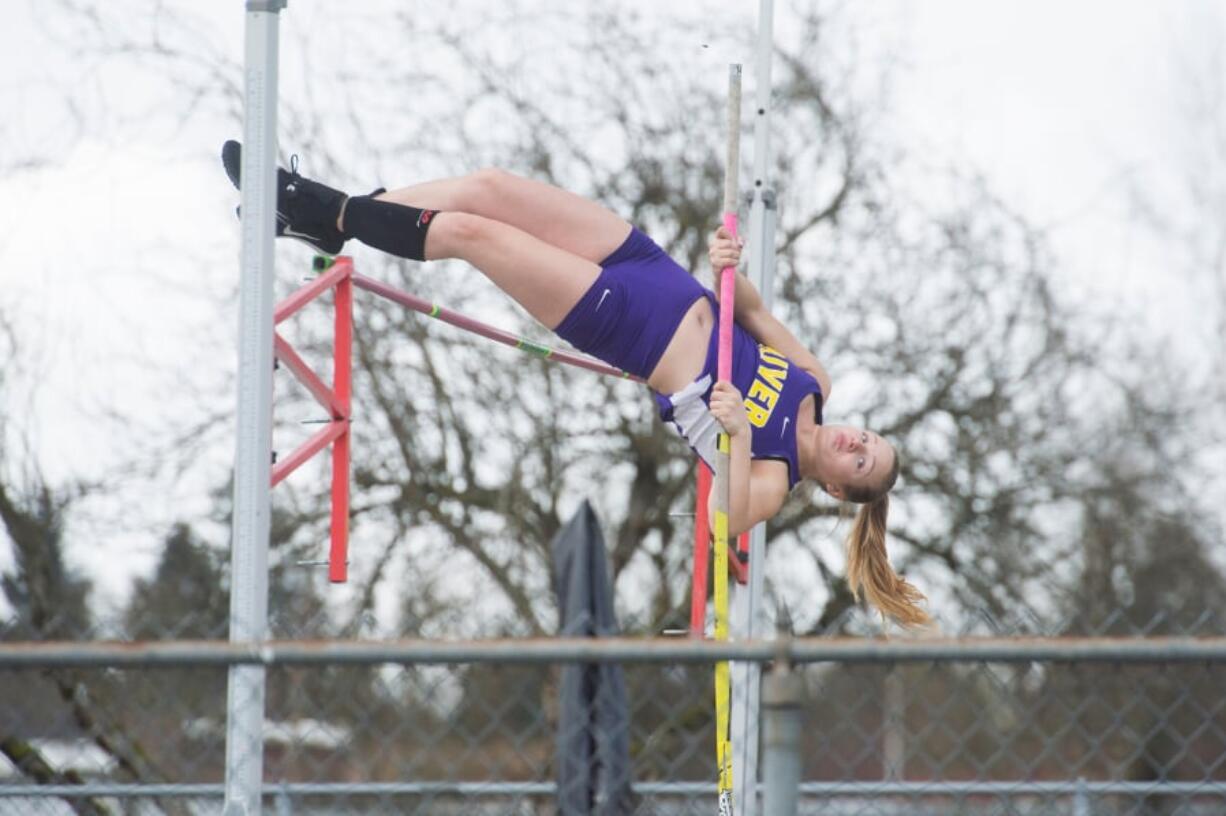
[3,635,1226,815]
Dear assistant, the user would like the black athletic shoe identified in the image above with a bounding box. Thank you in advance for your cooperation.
[221,140,348,255]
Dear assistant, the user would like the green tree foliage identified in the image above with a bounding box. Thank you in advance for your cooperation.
[0,480,91,640]
[124,522,227,639]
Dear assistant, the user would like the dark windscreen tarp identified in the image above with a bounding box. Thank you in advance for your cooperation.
[551,500,636,815]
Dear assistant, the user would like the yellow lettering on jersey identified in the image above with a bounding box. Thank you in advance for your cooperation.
[759,345,787,366]
[745,400,771,428]
[757,346,788,392]
[743,345,789,429]
[747,379,778,411]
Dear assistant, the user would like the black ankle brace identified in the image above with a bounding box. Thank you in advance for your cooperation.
[342,195,438,261]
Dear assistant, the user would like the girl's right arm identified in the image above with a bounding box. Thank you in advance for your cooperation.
[707,380,790,537]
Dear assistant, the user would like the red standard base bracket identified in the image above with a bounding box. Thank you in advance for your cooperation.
[271,256,353,583]
[689,463,750,638]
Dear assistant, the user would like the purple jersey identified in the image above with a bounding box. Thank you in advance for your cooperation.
[656,309,824,489]
[555,226,823,488]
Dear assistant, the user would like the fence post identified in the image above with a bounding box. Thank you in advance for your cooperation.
[761,654,803,816]
[1074,776,1090,816]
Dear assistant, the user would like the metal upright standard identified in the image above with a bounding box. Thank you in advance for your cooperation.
[713,63,743,816]
[731,2,779,813]
[226,2,286,814]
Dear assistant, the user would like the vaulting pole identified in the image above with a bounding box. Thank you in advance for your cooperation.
[225,1,285,813]
[713,62,743,816]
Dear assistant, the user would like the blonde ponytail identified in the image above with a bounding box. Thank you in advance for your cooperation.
[845,493,930,627]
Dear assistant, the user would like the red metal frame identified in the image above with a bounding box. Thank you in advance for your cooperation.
[270,256,353,583]
[269,255,754,603]
[689,465,713,637]
[688,462,750,638]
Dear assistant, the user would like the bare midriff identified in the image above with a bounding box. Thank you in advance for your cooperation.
[646,297,715,394]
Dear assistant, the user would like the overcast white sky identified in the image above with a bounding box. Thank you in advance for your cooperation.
[0,0,1222,614]
[874,1,1214,334]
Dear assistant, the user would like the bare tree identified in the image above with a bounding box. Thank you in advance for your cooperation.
[0,422,184,812]
[29,0,1223,643]
[1129,4,1226,390]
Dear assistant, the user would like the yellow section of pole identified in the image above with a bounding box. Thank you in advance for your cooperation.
[713,62,742,816]
[714,439,734,813]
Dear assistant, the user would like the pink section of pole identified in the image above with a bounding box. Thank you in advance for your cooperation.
[718,213,739,381]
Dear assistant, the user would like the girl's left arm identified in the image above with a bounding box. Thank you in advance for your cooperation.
[708,227,833,401]
[738,308,832,401]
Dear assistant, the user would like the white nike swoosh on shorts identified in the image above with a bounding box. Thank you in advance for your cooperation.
[595,288,612,311]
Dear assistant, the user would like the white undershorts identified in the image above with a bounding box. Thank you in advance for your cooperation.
[661,374,718,471]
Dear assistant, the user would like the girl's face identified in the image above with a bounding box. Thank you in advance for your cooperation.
[819,424,896,500]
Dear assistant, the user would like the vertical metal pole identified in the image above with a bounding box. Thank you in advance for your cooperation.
[761,656,803,816]
[746,0,778,308]
[274,785,293,816]
[732,1,777,814]
[1073,776,1090,816]
[883,665,906,781]
[225,2,286,814]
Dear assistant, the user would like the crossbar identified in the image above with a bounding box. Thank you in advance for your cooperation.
[352,272,640,381]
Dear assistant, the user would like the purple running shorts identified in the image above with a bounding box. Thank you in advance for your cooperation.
[554,227,708,379]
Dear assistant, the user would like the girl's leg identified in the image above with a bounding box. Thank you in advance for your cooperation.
[371,168,631,264]
[424,211,601,329]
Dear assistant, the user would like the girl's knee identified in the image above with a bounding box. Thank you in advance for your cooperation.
[428,211,491,257]
[467,167,513,201]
